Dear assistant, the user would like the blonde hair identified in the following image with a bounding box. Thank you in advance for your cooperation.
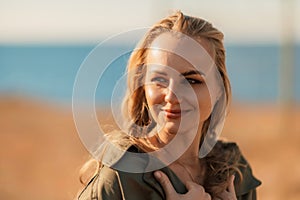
[79,11,241,198]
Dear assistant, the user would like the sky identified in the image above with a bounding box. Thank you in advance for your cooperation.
[0,0,299,44]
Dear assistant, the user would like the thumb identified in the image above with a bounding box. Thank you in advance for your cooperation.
[227,175,236,195]
[154,171,176,197]
[185,180,199,191]
[185,181,206,193]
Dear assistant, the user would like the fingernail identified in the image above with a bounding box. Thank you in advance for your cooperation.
[154,171,161,179]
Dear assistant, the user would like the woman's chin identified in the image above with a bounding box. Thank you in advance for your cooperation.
[161,120,188,135]
[155,111,199,136]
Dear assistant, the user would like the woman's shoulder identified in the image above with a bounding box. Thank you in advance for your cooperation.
[215,139,239,152]
[78,141,162,199]
[78,166,123,200]
[216,139,262,196]
[78,164,164,200]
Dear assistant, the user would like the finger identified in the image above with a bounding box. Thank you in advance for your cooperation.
[185,181,204,192]
[228,175,236,195]
[154,171,176,196]
[186,181,211,200]
[216,191,228,199]
[204,192,212,200]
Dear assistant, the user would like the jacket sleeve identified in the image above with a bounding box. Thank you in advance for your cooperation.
[235,153,262,200]
[78,166,123,200]
[237,189,258,200]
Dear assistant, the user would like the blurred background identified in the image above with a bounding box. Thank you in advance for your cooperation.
[0,0,299,199]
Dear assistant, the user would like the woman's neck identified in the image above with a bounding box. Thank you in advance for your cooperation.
[169,135,205,186]
[175,128,202,166]
[166,123,205,183]
[149,122,204,164]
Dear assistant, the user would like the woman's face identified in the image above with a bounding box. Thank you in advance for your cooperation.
[144,33,214,136]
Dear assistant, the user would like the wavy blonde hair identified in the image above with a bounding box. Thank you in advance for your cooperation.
[79,11,241,198]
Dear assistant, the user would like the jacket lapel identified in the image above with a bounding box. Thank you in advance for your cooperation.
[142,166,188,198]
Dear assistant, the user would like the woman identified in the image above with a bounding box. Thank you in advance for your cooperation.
[77,11,261,200]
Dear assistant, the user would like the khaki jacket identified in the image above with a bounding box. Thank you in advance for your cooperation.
[78,141,261,200]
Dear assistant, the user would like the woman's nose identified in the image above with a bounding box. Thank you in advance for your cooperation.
[164,81,180,104]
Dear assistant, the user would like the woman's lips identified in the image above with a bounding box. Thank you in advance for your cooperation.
[162,109,189,119]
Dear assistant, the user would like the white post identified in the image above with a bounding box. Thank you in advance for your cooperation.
[279,0,296,133]
[279,0,295,104]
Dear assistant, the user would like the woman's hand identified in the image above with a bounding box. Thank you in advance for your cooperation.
[154,171,211,200]
[215,175,237,200]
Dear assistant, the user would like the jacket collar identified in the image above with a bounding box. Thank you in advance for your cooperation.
[103,139,187,197]
[103,138,261,197]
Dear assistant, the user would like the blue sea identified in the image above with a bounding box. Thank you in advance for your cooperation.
[0,43,299,106]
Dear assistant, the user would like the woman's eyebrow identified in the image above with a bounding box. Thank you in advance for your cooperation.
[181,70,204,77]
[149,69,204,77]
[149,70,168,76]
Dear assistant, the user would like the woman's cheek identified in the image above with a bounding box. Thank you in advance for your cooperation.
[198,90,212,122]
[145,86,164,122]
[145,86,162,106]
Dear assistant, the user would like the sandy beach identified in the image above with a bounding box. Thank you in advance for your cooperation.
[0,96,299,200]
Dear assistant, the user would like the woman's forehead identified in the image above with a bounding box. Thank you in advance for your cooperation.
[146,63,204,79]
[149,32,214,60]
[146,51,201,75]
[145,32,215,75]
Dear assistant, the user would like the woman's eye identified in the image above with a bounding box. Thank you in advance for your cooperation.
[184,78,203,85]
[151,77,167,84]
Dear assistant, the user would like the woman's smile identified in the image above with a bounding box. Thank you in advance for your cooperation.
[163,108,181,119]
[161,107,193,119]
